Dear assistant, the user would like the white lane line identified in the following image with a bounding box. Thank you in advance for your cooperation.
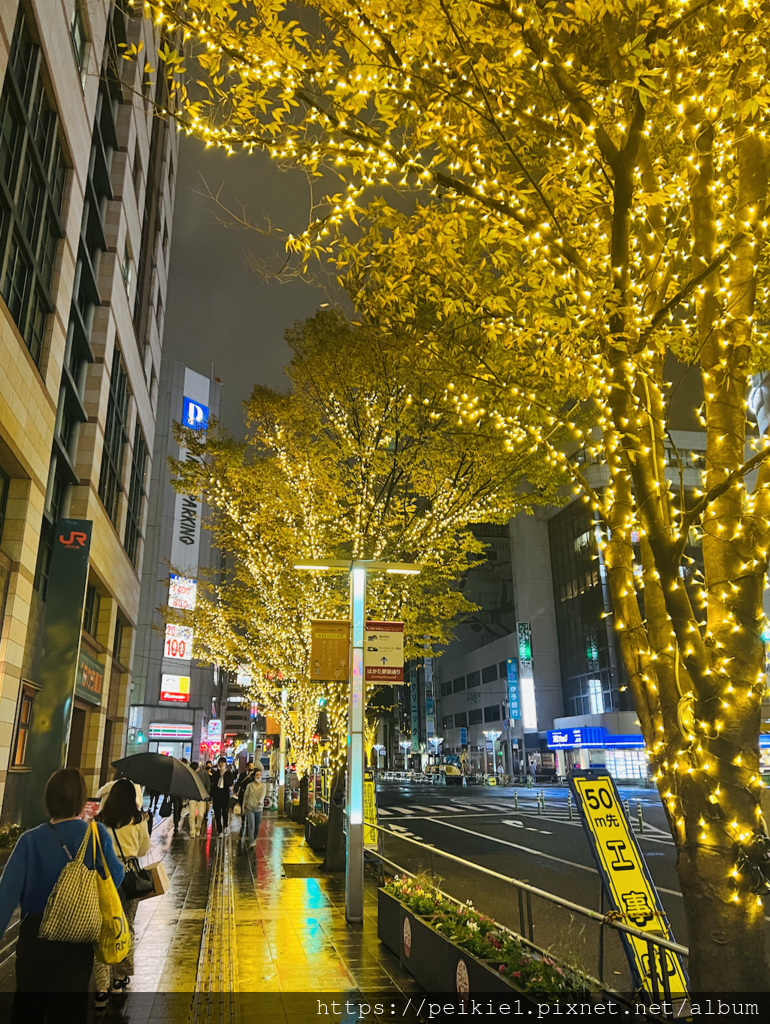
[433,805,462,813]
[502,819,552,836]
[390,806,415,814]
[428,818,597,873]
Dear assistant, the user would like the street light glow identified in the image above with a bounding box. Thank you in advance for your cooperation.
[293,563,331,571]
[386,567,421,575]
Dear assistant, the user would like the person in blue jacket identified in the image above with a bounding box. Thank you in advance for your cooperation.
[0,768,124,1022]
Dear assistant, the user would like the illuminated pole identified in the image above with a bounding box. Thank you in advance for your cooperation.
[278,686,287,816]
[347,562,366,922]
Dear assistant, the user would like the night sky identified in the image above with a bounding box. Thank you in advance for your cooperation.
[163,135,340,435]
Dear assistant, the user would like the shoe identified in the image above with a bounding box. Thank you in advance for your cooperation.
[250,841,257,848]
[111,978,129,995]
[95,992,109,1010]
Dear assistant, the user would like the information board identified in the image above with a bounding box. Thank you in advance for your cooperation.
[310,620,350,680]
[364,621,404,682]
[569,768,688,998]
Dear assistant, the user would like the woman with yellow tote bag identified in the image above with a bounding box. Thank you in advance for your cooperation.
[0,769,124,1024]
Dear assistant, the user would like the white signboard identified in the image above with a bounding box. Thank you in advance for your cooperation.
[160,674,190,703]
[170,369,211,577]
[168,573,197,611]
[208,718,222,740]
[364,620,404,683]
[164,623,193,660]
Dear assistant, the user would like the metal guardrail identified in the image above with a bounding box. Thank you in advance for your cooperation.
[368,822,688,1008]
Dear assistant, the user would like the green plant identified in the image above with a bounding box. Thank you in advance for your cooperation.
[307,811,329,825]
[384,875,589,997]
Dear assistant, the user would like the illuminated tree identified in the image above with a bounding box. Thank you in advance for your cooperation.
[145,0,770,985]
[172,311,559,785]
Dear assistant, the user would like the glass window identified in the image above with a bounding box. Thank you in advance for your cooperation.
[468,709,482,726]
[0,12,67,364]
[122,238,132,287]
[0,466,9,544]
[483,704,500,723]
[124,423,146,564]
[588,678,604,715]
[442,715,453,730]
[70,4,87,73]
[466,670,480,688]
[452,676,466,693]
[499,661,507,679]
[482,665,497,685]
[440,681,452,698]
[454,711,467,728]
[98,346,129,524]
[113,616,124,666]
[11,683,36,766]
[83,583,100,638]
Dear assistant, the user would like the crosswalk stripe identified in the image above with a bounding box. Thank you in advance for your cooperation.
[390,806,415,814]
[410,805,439,813]
[378,808,393,817]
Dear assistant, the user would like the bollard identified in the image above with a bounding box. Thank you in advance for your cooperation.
[623,798,631,821]
[537,791,543,814]
[567,792,573,820]
[541,789,546,813]
[637,801,644,834]
[514,789,518,810]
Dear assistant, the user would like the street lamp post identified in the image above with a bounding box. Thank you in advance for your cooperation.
[400,739,412,768]
[483,730,502,777]
[295,557,420,923]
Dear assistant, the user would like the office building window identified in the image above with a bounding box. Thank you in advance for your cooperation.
[113,615,125,666]
[70,3,87,74]
[11,683,36,766]
[0,466,9,544]
[482,664,497,685]
[99,347,129,524]
[453,676,465,693]
[442,715,453,730]
[440,681,452,698]
[124,423,146,564]
[499,661,507,679]
[483,704,500,723]
[454,711,468,728]
[468,709,483,726]
[122,238,132,288]
[83,583,100,638]
[0,11,67,365]
[466,670,480,688]
[588,678,604,715]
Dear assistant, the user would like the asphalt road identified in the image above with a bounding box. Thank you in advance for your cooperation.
[374,781,684,987]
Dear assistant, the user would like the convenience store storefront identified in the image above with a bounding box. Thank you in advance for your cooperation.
[547,727,649,781]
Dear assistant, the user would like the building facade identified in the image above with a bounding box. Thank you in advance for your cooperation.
[128,361,222,762]
[0,0,178,823]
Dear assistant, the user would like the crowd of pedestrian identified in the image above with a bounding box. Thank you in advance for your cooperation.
[0,754,270,1021]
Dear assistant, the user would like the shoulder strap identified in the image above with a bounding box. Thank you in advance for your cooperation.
[48,822,73,862]
[111,826,126,860]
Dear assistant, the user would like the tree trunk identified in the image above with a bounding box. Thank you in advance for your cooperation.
[678,839,770,991]
[322,768,346,872]
[299,773,310,821]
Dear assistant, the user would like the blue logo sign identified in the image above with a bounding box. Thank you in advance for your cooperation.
[506,658,521,720]
[459,727,467,746]
[182,397,209,430]
[547,727,606,749]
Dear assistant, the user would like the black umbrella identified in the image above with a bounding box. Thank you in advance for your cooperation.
[112,752,209,800]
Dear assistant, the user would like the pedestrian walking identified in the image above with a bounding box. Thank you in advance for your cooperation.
[211,757,235,835]
[189,761,210,837]
[0,769,124,1024]
[93,779,151,1008]
[240,769,266,850]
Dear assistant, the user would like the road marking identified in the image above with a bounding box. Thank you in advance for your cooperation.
[390,806,415,814]
[428,818,598,873]
[502,819,552,835]
[410,805,440,814]
[388,824,410,832]
[378,808,393,817]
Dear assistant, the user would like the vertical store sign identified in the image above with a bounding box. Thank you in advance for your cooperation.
[170,378,210,578]
[24,519,93,825]
[506,658,521,720]
[516,621,538,731]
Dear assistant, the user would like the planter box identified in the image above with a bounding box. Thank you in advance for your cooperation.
[306,822,328,851]
[378,889,521,995]
[290,803,302,822]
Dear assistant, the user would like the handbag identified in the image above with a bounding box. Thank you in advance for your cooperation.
[93,826,130,964]
[40,822,102,943]
[112,829,154,901]
[159,796,172,818]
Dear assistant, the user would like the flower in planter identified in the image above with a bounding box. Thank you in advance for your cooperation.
[307,812,329,825]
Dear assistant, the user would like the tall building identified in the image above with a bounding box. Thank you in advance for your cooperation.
[128,361,222,761]
[0,0,178,823]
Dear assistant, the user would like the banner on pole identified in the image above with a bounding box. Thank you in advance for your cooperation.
[364,620,404,682]
[364,769,378,847]
[310,620,350,680]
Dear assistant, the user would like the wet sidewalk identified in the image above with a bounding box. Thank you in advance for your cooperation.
[98,810,418,1022]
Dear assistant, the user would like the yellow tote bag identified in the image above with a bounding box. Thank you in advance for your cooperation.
[92,823,131,964]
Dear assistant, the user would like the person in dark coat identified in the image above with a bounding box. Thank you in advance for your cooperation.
[211,757,235,835]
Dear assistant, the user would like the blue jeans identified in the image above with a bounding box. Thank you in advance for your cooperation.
[242,809,262,845]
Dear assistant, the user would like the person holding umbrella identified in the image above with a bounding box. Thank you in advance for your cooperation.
[211,757,235,836]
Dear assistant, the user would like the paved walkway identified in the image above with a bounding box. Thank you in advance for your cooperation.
[1,809,418,1022]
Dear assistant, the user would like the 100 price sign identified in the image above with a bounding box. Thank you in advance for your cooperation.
[164,623,193,660]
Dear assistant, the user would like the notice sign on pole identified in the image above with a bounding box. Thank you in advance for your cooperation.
[364,769,378,848]
[310,620,350,680]
[568,768,688,998]
[364,621,404,682]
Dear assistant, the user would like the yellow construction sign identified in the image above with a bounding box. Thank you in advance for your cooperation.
[364,769,378,848]
[569,769,688,999]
